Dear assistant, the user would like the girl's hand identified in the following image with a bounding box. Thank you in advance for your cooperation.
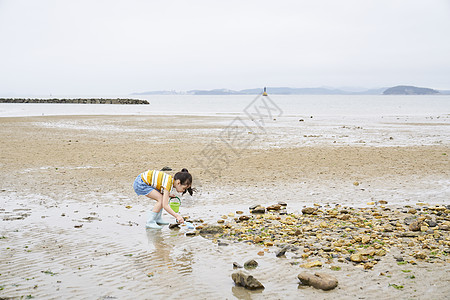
[176,214,184,224]
[169,193,176,198]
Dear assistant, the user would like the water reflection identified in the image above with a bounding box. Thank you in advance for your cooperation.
[232,285,264,299]
[145,229,194,275]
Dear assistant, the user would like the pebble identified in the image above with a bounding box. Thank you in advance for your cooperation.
[196,202,449,272]
[300,261,323,268]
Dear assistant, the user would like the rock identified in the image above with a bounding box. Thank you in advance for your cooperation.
[297,272,338,291]
[319,221,328,228]
[250,206,266,214]
[244,259,258,269]
[168,223,180,229]
[379,200,388,205]
[278,201,288,206]
[404,216,416,225]
[302,207,316,215]
[397,232,420,238]
[425,219,437,227]
[350,253,362,262]
[408,208,417,214]
[409,221,421,231]
[300,261,323,268]
[267,204,281,211]
[199,225,223,235]
[276,245,290,257]
[233,262,243,269]
[414,252,427,260]
[394,256,404,262]
[364,262,374,270]
[362,236,370,244]
[232,271,264,290]
[239,215,250,221]
[185,231,197,236]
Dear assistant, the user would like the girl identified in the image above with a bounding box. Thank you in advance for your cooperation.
[133,168,193,229]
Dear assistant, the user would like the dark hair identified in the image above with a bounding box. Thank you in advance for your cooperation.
[174,168,193,196]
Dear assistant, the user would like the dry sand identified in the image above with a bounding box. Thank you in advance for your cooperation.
[1,115,449,299]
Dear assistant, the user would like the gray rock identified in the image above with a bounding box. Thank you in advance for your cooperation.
[233,262,243,269]
[276,245,290,257]
[199,225,223,235]
[425,219,437,227]
[404,216,416,225]
[232,271,264,290]
[244,259,258,269]
[250,206,266,214]
[297,272,338,291]
[409,221,421,231]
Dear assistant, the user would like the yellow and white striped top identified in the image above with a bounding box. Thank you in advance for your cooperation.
[140,170,173,193]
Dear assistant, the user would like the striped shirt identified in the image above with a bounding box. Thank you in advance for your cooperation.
[140,170,173,193]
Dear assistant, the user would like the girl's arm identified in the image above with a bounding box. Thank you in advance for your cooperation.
[162,189,184,223]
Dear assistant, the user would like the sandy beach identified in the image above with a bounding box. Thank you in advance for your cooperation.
[1,114,449,299]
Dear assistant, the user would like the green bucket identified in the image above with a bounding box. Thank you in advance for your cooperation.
[169,197,181,213]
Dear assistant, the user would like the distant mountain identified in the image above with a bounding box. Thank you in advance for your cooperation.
[186,88,242,95]
[239,87,348,95]
[132,87,387,95]
[132,85,447,96]
[383,85,440,95]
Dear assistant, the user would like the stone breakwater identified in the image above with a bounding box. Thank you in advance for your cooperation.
[0,98,149,104]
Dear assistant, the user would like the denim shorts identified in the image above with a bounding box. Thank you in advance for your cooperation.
[133,175,156,196]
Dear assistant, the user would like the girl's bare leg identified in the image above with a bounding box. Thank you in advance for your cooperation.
[145,190,163,213]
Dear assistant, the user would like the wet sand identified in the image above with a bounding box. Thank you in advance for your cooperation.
[1,115,449,299]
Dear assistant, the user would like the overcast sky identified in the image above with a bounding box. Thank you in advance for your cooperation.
[0,0,449,95]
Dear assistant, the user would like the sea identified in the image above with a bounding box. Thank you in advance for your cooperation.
[1,94,449,117]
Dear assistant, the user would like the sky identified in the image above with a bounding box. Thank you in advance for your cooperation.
[0,0,449,95]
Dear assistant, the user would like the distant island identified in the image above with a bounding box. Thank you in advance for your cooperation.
[133,85,449,96]
[0,98,149,104]
[383,85,440,95]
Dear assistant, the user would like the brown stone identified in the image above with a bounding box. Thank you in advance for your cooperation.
[409,221,421,231]
[302,207,317,215]
[297,272,338,291]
